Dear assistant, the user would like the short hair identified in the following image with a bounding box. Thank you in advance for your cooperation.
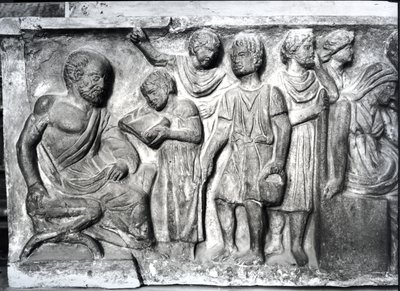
[385,30,398,71]
[140,70,177,97]
[188,28,221,56]
[231,32,265,69]
[320,30,355,63]
[280,29,314,65]
[63,49,112,89]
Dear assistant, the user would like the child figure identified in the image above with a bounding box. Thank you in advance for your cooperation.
[119,70,204,259]
[201,32,291,265]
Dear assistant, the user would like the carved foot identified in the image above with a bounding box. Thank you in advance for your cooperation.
[238,250,265,265]
[117,229,155,250]
[20,231,62,260]
[265,234,283,256]
[291,245,308,266]
[212,245,238,262]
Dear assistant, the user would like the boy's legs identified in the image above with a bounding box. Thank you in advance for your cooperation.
[214,198,237,261]
[239,199,265,265]
[265,210,285,255]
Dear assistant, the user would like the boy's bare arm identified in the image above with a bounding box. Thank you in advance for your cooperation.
[129,27,176,67]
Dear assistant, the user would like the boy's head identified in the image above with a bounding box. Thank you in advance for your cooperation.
[140,70,177,111]
[188,28,221,69]
[230,32,264,77]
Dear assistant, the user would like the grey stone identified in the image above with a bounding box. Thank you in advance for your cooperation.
[1,4,398,289]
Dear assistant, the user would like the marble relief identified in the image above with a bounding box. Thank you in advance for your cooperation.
[2,16,397,288]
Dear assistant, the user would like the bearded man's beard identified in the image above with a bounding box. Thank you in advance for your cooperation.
[299,56,315,69]
[79,85,106,107]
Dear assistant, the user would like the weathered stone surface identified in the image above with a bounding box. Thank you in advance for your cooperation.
[319,195,389,273]
[1,2,398,288]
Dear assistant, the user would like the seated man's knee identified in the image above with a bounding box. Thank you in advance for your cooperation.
[86,200,102,222]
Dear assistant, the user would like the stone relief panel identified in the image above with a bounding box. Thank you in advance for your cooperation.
[1,16,397,288]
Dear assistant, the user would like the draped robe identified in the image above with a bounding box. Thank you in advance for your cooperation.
[275,70,328,212]
[37,107,152,244]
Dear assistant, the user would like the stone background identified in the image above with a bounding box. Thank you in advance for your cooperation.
[0,1,398,290]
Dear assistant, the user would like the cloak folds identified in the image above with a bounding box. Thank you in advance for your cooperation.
[176,55,226,98]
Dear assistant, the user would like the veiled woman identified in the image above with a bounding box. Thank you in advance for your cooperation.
[324,62,398,273]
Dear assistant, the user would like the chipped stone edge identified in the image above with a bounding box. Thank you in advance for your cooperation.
[8,260,141,289]
[0,16,397,35]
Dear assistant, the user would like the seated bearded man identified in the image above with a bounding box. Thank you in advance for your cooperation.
[17,49,155,259]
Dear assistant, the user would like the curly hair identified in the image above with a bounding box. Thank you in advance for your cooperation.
[140,69,177,97]
[188,28,221,56]
[231,32,265,70]
[280,29,314,65]
[63,49,112,89]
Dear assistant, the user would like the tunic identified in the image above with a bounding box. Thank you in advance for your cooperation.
[275,70,328,212]
[215,84,287,204]
[121,101,203,243]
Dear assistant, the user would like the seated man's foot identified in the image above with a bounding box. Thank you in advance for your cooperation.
[264,234,283,256]
[117,229,154,249]
[212,245,238,263]
[238,250,264,266]
[291,245,308,266]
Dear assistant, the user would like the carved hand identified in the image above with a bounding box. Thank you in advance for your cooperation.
[259,161,285,181]
[27,183,50,212]
[129,27,148,43]
[323,178,342,200]
[108,161,129,181]
[198,102,216,119]
[147,126,170,146]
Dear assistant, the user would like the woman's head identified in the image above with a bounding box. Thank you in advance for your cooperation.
[320,30,355,64]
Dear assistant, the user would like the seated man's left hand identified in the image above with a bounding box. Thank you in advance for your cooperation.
[108,161,129,181]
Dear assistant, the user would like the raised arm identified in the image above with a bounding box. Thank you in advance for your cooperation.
[129,27,176,67]
[16,96,53,189]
